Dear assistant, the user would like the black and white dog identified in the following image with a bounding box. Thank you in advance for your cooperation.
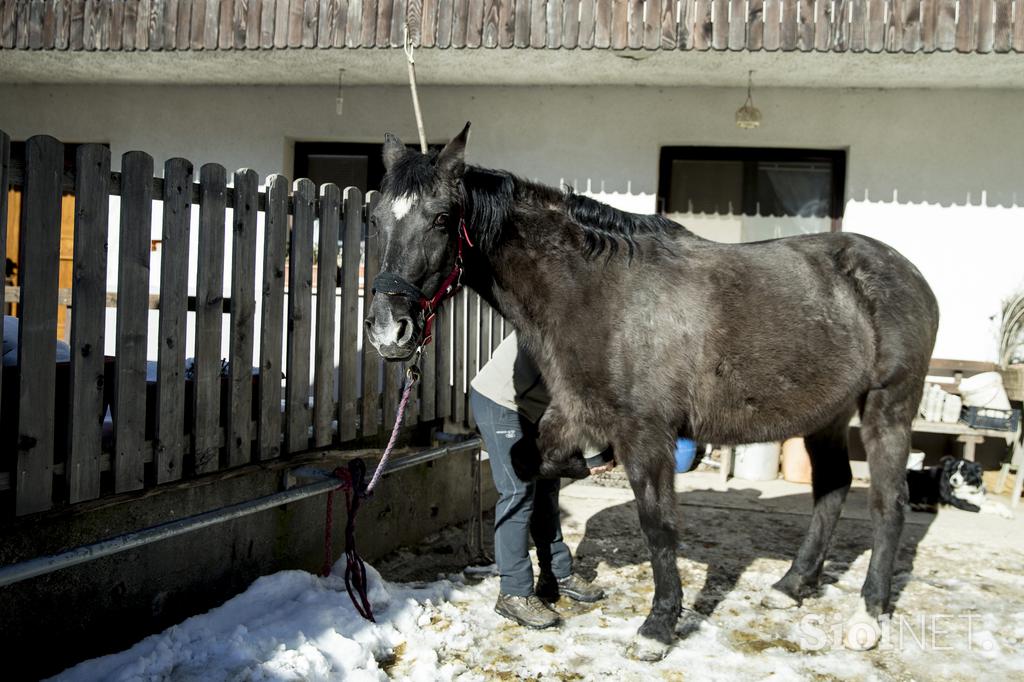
[907,456,1013,517]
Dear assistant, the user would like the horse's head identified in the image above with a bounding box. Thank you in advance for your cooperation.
[364,123,471,361]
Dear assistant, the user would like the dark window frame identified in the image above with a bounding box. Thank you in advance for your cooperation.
[656,146,848,230]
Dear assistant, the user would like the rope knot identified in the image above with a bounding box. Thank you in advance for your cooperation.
[330,465,352,491]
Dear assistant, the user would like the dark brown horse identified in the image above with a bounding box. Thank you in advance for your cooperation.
[365,124,939,660]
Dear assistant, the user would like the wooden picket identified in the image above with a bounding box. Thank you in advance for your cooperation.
[869,0,886,50]
[337,187,362,442]
[977,0,995,52]
[594,0,611,46]
[490,306,502,353]
[797,0,814,49]
[313,183,339,447]
[692,0,710,49]
[746,0,763,48]
[712,0,728,49]
[154,157,192,484]
[903,0,923,52]
[452,289,467,423]
[660,0,676,47]
[781,0,797,50]
[361,191,382,438]
[435,300,452,420]
[850,0,866,51]
[513,0,529,44]
[113,150,152,494]
[66,145,108,503]
[921,0,937,51]
[258,174,288,461]
[957,0,977,51]
[227,168,258,467]
[1014,0,1024,50]
[993,0,1010,51]
[193,162,226,473]
[15,136,63,515]
[627,0,643,48]
[833,0,849,51]
[465,290,479,428]
[762,0,779,50]
[286,178,314,454]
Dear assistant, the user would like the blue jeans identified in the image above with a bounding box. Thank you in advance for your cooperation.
[471,389,573,596]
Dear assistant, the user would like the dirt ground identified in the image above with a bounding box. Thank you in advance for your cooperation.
[376,469,1024,681]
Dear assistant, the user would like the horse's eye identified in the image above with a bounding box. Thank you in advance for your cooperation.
[433,213,449,228]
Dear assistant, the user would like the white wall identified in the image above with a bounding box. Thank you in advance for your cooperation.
[3,84,1023,362]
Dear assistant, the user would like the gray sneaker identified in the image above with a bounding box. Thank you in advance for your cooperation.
[536,573,606,603]
[494,593,562,629]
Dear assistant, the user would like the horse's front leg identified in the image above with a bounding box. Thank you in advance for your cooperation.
[535,404,590,480]
[619,430,683,661]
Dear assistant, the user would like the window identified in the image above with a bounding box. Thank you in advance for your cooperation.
[293,141,443,193]
[294,142,383,193]
[657,147,846,243]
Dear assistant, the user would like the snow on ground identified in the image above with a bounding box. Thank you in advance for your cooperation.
[51,475,1024,681]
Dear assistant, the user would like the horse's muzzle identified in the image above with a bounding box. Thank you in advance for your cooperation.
[365,295,421,361]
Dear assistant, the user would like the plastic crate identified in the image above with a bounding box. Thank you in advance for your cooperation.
[959,405,1021,432]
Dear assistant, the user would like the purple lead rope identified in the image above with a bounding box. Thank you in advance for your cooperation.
[365,365,420,494]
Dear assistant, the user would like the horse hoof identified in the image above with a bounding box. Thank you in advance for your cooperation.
[761,588,799,610]
[625,635,671,662]
[844,606,882,651]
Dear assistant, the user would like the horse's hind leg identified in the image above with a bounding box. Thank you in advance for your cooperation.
[845,381,917,650]
[619,430,682,661]
[764,409,855,609]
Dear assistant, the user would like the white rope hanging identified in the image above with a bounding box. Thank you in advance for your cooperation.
[404,13,428,154]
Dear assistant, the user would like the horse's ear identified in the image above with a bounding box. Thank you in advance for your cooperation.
[382,132,407,172]
[436,122,471,177]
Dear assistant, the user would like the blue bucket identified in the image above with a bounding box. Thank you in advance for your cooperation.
[674,438,698,473]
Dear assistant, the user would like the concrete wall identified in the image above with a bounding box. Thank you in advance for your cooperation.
[0,448,496,680]
[4,83,1023,362]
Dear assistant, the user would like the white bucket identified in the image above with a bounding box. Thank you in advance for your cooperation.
[733,442,782,481]
[959,372,1012,410]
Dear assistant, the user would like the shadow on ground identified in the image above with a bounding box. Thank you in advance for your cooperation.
[572,486,936,622]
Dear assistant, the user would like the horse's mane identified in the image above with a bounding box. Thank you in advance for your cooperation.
[382,154,684,260]
[563,190,683,259]
[462,165,684,261]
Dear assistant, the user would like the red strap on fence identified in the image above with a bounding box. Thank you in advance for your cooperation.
[322,460,375,621]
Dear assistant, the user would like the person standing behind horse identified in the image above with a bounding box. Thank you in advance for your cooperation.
[470,332,612,628]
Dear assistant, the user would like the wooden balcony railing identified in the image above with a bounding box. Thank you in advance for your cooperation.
[1,0,1022,54]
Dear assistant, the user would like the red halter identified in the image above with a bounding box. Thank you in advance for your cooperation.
[419,215,474,346]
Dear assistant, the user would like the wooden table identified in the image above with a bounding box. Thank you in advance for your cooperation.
[719,418,1023,508]
[850,415,1023,508]
[847,416,1020,464]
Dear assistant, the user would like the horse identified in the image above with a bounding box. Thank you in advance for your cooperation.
[364,124,939,660]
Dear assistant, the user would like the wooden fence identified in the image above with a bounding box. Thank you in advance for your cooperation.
[0,130,508,517]
[1,0,1022,53]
